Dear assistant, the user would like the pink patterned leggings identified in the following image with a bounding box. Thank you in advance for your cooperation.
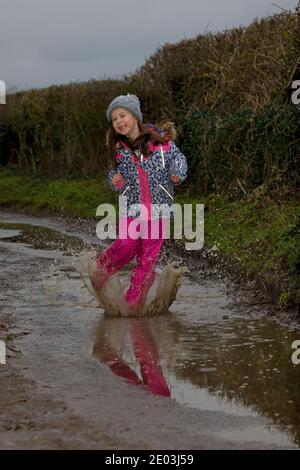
[94,218,167,306]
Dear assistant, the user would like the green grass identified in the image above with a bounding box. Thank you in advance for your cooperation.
[0,169,299,308]
[176,188,299,308]
[0,168,116,217]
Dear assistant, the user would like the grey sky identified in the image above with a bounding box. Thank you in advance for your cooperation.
[0,0,297,92]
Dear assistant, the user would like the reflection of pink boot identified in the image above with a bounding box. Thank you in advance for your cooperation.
[131,322,171,397]
[93,340,142,386]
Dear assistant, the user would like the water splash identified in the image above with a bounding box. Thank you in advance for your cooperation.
[75,251,185,317]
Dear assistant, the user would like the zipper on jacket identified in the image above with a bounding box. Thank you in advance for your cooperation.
[134,149,143,164]
[122,185,130,196]
[159,184,173,200]
[160,147,165,168]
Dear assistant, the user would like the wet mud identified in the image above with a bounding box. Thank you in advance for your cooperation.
[0,211,299,449]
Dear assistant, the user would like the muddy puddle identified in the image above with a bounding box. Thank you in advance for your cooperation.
[1,218,300,449]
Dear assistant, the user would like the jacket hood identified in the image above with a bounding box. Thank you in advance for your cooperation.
[115,120,176,152]
[146,120,177,141]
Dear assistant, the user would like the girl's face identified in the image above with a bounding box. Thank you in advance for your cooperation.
[111,107,139,140]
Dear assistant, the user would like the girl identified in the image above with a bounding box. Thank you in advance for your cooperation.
[91,93,187,310]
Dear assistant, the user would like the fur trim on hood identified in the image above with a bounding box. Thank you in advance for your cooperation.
[146,119,177,141]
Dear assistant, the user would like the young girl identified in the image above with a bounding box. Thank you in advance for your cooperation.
[91,93,187,310]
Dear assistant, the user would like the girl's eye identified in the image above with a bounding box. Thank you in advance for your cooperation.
[113,115,125,121]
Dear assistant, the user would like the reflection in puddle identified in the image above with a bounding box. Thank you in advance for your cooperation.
[0,228,23,239]
[216,425,294,447]
[93,318,170,396]
[0,221,87,252]
[93,314,300,447]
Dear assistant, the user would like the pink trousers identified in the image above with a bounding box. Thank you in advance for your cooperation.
[94,217,167,306]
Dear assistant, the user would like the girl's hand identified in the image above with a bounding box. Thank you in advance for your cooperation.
[170,175,180,183]
[112,172,124,187]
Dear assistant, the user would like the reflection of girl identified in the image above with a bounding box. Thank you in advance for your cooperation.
[93,318,170,397]
[91,94,187,309]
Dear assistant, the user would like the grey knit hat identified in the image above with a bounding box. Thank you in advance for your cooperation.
[106,93,143,122]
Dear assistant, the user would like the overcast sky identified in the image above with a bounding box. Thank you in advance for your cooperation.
[0,0,297,92]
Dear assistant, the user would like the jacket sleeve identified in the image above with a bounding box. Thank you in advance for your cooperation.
[169,141,188,184]
[108,169,124,191]
[108,153,129,191]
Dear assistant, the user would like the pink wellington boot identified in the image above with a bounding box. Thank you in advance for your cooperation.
[124,268,157,309]
[90,265,110,292]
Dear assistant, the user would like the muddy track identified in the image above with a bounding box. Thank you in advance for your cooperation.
[0,211,299,449]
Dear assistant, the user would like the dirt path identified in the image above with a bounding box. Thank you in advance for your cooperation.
[0,210,299,449]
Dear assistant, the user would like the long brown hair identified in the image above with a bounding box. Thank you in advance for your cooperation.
[106,119,176,170]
